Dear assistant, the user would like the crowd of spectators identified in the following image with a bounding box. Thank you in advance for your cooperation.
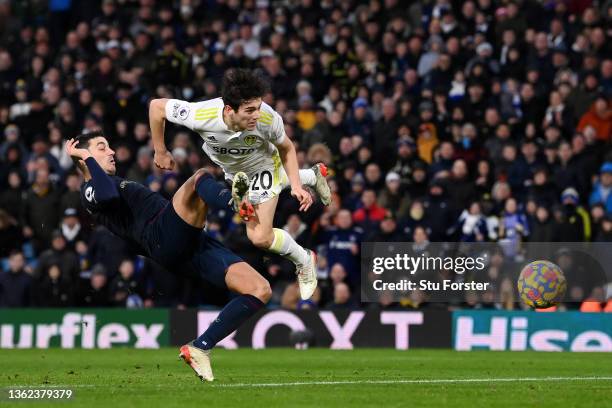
[0,0,611,311]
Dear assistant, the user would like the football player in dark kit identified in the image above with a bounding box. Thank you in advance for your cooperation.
[66,130,271,382]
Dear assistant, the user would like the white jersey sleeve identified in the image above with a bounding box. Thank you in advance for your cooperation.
[165,99,223,132]
[258,103,285,145]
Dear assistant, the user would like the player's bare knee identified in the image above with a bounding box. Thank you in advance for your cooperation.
[250,234,274,249]
[252,280,272,303]
[247,229,274,248]
[226,263,272,303]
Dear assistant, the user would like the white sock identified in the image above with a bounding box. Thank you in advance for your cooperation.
[269,228,309,266]
[299,169,316,187]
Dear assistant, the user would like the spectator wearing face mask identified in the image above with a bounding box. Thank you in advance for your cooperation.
[557,188,591,242]
[60,208,86,250]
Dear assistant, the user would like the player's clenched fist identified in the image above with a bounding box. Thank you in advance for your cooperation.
[154,149,175,170]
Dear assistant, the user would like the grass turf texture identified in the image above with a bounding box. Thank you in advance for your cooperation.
[1,349,611,407]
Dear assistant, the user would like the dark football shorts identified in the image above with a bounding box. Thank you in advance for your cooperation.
[142,202,242,289]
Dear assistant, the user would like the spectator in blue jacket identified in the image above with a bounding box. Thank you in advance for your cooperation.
[589,162,612,214]
[316,209,363,288]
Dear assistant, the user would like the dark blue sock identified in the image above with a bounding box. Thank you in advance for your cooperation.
[195,173,233,211]
[193,294,264,350]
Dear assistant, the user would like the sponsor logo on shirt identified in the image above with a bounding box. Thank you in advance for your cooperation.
[211,146,256,155]
[85,186,95,202]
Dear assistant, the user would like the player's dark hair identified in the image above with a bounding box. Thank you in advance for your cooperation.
[74,129,105,149]
[221,69,269,111]
[70,130,106,173]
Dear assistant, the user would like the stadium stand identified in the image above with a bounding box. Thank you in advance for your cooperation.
[0,0,610,310]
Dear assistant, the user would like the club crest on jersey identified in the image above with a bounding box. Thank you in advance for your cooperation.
[243,135,258,146]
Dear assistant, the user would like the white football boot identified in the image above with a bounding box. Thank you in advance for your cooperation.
[231,171,254,221]
[179,342,214,382]
[312,163,331,206]
[296,249,318,300]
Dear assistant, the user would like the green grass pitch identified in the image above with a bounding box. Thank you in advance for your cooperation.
[1,349,611,407]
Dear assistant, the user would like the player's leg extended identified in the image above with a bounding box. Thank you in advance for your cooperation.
[246,196,317,299]
[193,170,234,211]
[194,261,270,350]
[193,170,254,220]
[169,168,253,237]
[295,164,331,205]
[246,195,306,263]
[171,169,210,228]
[181,262,271,382]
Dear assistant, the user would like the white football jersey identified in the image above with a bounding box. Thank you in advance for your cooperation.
[165,97,285,180]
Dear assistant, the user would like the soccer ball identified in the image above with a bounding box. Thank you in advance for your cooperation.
[517,260,567,308]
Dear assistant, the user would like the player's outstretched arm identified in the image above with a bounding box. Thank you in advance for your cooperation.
[276,136,313,212]
[149,98,175,170]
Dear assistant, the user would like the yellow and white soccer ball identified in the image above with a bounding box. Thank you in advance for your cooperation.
[517,260,567,308]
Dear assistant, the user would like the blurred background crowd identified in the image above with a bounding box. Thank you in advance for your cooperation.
[0,0,611,311]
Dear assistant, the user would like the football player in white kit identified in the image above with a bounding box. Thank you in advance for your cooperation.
[148,69,330,300]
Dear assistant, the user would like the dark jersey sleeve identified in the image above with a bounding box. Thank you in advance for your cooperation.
[81,157,120,212]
